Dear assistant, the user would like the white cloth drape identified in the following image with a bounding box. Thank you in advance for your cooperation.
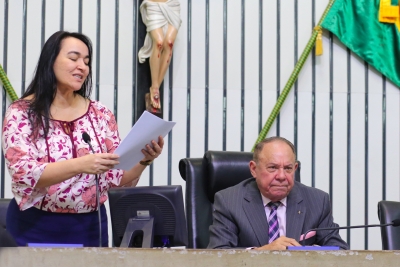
[138,0,182,63]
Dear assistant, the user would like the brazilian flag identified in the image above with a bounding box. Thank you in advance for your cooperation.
[321,0,400,88]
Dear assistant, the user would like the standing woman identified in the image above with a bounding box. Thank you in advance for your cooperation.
[2,31,164,247]
[138,0,182,113]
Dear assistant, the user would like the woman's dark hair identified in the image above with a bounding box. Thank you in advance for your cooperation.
[22,31,93,138]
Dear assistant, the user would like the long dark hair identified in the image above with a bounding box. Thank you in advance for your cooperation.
[22,31,93,138]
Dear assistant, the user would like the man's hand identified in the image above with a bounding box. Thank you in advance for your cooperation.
[254,236,301,250]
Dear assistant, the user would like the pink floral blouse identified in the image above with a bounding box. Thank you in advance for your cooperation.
[2,99,125,213]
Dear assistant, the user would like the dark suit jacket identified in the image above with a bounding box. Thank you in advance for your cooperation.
[208,178,349,250]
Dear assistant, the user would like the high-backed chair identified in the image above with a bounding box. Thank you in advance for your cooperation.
[377,200,400,250]
[0,199,11,229]
[179,151,301,249]
[0,198,17,247]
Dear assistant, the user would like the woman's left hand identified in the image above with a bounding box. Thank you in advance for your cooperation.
[141,135,164,161]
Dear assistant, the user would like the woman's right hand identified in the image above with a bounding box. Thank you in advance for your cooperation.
[80,153,120,174]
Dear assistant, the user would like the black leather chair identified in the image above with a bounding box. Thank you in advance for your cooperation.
[0,198,11,230]
[377,200,400,250]
[179,151,301,249]
[0,198,17,247]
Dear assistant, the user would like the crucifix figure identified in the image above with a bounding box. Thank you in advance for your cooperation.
[138,0,182,114]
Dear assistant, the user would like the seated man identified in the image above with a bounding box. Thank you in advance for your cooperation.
[208,136,349,250]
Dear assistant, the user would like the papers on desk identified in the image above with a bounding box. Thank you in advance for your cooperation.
[114,111,176,170]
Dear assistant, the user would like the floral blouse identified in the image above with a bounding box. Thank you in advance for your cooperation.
[2,99,125,213]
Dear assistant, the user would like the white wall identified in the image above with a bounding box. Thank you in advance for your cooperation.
[0,0,399,250]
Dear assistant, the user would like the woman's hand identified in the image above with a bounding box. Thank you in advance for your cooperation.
[80,153,120,174]
[141,136,164,162]
[36,153,119,188]
[118,136,164,187]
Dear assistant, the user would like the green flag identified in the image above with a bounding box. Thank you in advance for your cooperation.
[321,0,400,88]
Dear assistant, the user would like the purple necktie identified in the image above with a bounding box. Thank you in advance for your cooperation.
[267,202,280,243]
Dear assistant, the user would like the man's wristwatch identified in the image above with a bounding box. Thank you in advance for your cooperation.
[139,160,153,166]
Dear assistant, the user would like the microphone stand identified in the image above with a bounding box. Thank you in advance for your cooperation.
[301,222,394,246]
[82,132,102,247]
[95,173,102,247]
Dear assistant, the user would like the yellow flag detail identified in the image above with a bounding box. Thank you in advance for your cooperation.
[379,0,400,31]
[314,26,323,56]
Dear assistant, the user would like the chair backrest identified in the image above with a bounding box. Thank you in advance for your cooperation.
[179,150,301,248]
[377,200,400,250]
[0,198,17,247]
[0,199,11,229]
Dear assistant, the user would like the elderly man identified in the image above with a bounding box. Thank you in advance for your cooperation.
[208,137,349,250]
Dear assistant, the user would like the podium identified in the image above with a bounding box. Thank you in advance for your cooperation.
[0,248,399,267]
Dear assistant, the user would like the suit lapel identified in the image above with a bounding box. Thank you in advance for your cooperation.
[243,181,270,246]
[286,183,306,241]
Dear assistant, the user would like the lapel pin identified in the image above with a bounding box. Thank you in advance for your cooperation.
[298,211,301,214]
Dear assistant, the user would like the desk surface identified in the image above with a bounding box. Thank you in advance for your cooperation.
[1,248,399,267]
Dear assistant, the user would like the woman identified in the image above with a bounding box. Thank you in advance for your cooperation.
[138,0,182,113]
[2,31,163,247]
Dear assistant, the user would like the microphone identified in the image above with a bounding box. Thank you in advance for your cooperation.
[301,219,400,246]
[82,132,94,153]
[82,131,102,247]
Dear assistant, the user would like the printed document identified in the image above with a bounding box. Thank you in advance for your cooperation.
[114,111,176,170]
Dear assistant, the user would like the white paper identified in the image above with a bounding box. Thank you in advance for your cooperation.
[114,111,176,170]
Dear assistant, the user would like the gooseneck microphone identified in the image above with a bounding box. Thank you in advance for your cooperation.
[82,132,94,153]
[301,219,400,246]
[82,131,102,247]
